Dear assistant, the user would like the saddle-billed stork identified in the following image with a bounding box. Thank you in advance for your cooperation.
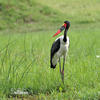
[50,21,70,84]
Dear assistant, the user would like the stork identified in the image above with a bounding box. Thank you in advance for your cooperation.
[50,21,70,84]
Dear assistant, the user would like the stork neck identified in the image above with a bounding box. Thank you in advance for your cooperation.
[63,29,67,42]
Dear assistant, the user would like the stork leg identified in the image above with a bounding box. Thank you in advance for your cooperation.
[61,56,65,84]
[59,58,61,74]
[59,58,63,83]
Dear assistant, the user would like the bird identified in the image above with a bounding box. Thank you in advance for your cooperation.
[50,21,70,84]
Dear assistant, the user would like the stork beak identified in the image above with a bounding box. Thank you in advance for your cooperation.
[52,23,67,37]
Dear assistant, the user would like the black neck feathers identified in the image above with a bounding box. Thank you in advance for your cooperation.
[63,29,67,42]
[63,21,70,42]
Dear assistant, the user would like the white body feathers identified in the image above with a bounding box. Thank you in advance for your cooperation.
[52,35,69,66]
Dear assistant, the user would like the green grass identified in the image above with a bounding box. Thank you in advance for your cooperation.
[0,0,100,30]
[0,0,100,99]
[0,0,63,30]
[0,28,100,99]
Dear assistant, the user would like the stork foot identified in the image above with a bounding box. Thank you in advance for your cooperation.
[62,70,64,75]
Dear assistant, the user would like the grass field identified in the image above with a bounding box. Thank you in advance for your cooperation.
[0,0,100,100]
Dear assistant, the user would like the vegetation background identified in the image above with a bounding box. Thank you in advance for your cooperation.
[0,0,100,99]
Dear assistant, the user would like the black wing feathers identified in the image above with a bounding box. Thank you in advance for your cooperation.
[50,38,60,69]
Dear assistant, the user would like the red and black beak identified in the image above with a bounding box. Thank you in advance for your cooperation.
[53,23,67,37]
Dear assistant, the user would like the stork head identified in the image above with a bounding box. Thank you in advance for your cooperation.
[53,21,70,37]
[64,21,70,29]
